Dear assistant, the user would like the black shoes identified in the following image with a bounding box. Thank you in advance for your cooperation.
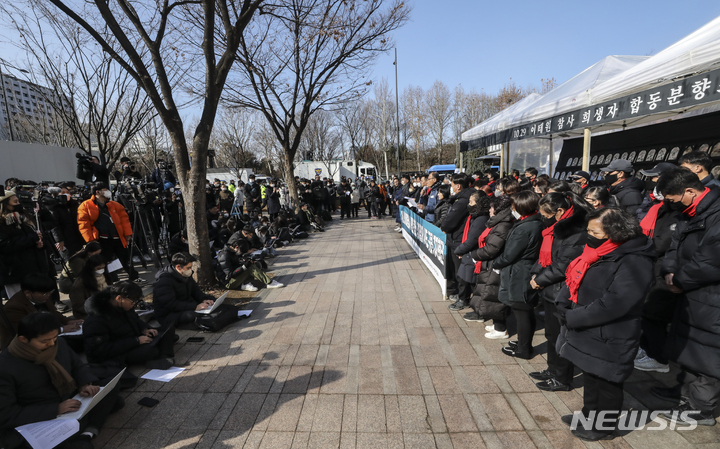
[501,346,532,359]
[508,340,518,349]
[659,401,717,426]
[571,428,615,441]
[536,378,572,391]
[529,369,554,381]
[561,414,574,427]
[448,300,469,311]
[462,312,484,322]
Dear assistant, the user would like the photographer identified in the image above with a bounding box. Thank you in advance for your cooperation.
[41,185,85,257]
[150,160,176,191]
[77,182,141,283]
[113,157,142,181]
[76,154,110,186]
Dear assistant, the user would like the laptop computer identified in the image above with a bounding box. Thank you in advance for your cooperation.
[195,291,229,314]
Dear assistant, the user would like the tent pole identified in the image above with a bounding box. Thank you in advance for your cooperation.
[582,128,591,172]
[500,142,508,177]
[548,136,554,177]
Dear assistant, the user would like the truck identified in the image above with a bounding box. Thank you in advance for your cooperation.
[294,160,377,181]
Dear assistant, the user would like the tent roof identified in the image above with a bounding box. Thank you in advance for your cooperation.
[591,15,720,102]
[461,93,541,142]
[427,164,456,172]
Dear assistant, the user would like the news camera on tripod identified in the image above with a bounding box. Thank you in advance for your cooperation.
[75,153,110,186]
[150,160,176,191]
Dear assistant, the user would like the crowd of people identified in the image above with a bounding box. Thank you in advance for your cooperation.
[404,151,720,440]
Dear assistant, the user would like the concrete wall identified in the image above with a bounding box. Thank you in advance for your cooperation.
[0,141,82,184]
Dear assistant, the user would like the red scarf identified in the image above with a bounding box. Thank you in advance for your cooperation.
[474,227,493,273]
[683,187,711,217]
[461,216,472,243]
[539,207,574,267]
[565,240,621,303]
[640,201,662,239]
[520,212,537,220]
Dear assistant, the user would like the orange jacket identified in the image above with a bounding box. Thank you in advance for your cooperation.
[77,197,133,247]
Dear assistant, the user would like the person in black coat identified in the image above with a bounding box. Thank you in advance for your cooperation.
[528,192,590,391]
[153,253,216,328]
[600,159,644,215]
[493,191,543,359]
[339,181,352,219]
[656,168,720,426]
[465,196,514,330]
[448,191,490,311]
[432,184,451,229]
[555,208,654,441]
[84,282,176,370]
[0,313,122,449]
[440,174,473,300]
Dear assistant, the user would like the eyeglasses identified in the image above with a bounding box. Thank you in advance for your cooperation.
[121,297,140,305]
[38,290,56,298]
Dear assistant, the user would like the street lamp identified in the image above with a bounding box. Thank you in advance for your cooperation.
[0,62,30,142]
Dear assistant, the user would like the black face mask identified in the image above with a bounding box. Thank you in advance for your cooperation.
[586,234,608,249]
[604,173,618,185]
[541,216,557,227]
[13,204,24,214]
[467,204,482,216]
[667,200,688,213]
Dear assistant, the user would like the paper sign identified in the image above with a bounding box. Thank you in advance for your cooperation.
[106,259,123,273]
[237,310,252,317]
[141,367,185,382]
[16,419,79,449]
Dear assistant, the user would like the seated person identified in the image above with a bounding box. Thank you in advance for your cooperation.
[0,313,123,449]
[217,238,284,292]
[153,252,216,328]
[297,203,313,232]
[69,254,110,320]
[84,282,176,370]
[255,226,278,256]
[58,241,103,294]
[1,274,82,350]
[168,230,189,256]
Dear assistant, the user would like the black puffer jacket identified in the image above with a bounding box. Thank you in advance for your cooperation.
[556,236,655,383]
[609,177,644,215]
[470,208,515,305]
[454,214,490,283]
[433,199,450,229]
[441,188,474,248]
[83,293,149,364]
[531,207,588,303]
[0,219,49,285]
[153,265,214,326]
[494,214,543,306]
[661,188,720,378]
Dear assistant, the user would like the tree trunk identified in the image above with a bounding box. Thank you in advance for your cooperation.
[285,146,299,211]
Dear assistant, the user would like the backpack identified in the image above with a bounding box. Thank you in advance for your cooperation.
[195,304,241,332]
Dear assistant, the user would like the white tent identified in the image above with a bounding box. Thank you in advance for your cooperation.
[461,93,541,142]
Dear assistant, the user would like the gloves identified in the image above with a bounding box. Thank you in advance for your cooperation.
[553,312,568,328]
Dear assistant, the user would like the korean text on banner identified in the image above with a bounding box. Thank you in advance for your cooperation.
[399,206,447,295]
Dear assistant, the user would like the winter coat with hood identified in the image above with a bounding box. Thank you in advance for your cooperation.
[0,215,49,286]
[77,197,133,247]
[433,198,450,229]
[83,292,150,364]
[531,206,588,303]
[424,181,442,223]
[661,187,720,378]
[555,235,655,383]
[493,214,543,306]
[153,265,215,326]
[470,207,515,306]
[608,176,645,215]
[454,213,490,283]
[440,188,474,248]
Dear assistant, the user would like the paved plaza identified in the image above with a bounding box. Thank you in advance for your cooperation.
[96,218,720,449]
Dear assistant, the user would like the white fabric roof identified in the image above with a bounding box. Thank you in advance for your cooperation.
[461,93,541,142]
[591,15,720,102]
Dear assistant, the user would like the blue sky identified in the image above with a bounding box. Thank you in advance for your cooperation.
[372,0,720,95]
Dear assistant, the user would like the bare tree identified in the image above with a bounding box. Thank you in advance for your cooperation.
[126,116,174,177]
[17,0,264,284]
[300,109,342,179]
[226,0,410,207]
[401,85,426,171]
[212,107,257,179]
[371,78,396,180]
[425,80,452,163]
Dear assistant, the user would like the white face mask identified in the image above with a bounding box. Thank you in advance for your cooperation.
[653,186,664,201]
[511,210,522,220]
[103,190,112,199]
[95,269,105,275]
[450,186,456,195]
[181,268,193,278]
[494,190,502,197]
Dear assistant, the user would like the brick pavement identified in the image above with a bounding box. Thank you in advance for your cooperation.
[96,217,720,448]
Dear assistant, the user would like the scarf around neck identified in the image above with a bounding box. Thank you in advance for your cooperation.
[474,227,493,273]
[683,187,711,217]
[564,239,621,304]
[539,207,574,267]
[461,216,472,243]
[8,337,77,397]
[640,202,663,239]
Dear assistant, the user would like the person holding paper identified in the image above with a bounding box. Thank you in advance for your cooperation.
[0,313,123,448]
[84,282,177,370]
[69,255,111,320]
[153,252,216,328]
[217,239,284,292]
[1,274,82,350]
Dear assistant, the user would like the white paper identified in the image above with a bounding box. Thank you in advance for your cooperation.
[58,368,126,421]
[16,419,79,449]
[251,250,262,256]
[140,367,185,382]
[237,310,252,317]
[106,259,123,273]
[60,325,82,336]
[404,197,418,208]
[136,310,154,317]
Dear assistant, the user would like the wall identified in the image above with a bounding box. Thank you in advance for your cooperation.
[0,141,81,184]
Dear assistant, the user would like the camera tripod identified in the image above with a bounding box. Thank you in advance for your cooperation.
[116,186,165,271]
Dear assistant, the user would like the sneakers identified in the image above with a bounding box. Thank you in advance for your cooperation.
[528,369,555,381]
[462,312,484,322]
[659,401,717,426]
[635,347,647,360]
[485,329,509,339]
[396,228,403,233]
[634,355,670,373]
[267,279,285,289]
[536,378,572,392]
[143,254,152,262]
[448,300,468,311]
[132,256,141,263]
[134,277,148,285]
[282,241,290,245]
[55,302,72,313]
[241,283,259,292]
[446,294,459,303]
[485,324,494,332]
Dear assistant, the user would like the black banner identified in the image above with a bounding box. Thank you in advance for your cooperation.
[464,67,720,151]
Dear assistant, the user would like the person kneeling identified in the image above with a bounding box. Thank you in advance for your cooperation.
[218,239,284,292]
[0,313,123,449]
[84,282,177,371]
